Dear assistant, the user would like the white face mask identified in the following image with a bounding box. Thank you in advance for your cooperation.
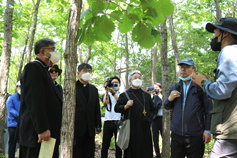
[132,79,142,88]
[44,51,61,64]
[49,51,60,64]
[81,72,92,82]
[17,90,21,95]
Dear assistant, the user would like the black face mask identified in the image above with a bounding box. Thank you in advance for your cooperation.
[155,89,159,94]
[210,32,223,51]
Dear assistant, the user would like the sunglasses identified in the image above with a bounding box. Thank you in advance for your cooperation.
[49,70,58,73]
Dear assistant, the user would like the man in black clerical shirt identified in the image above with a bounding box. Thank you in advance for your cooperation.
[73,63,102,158]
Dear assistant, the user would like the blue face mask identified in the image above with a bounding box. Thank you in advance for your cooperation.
[179,76,191,81]
[113,84,119,90]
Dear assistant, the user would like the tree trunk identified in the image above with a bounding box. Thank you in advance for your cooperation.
[125,33,129,90]
[0,0,14,153]
[213,0,221,22]
[113,56,116,76]
[59,0,82,157]
[160,17,171,158]
[26,0,41,63]
[152,42,158,84]
[84,45,92,63]
[17,27,30,81]
[78,45,82,65]
[168,14,180,83]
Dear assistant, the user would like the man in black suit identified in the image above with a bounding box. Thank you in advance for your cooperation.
[17,38,62,158]
[73,63,102,158]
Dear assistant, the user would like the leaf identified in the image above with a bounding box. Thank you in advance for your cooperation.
[94,16,115,42]
[153,12,165,25]
[99,15,115,34]
[110,10,123,22]
[107,2,118,10]
[78,28,85,45]
[133,22,157,48]
[83,26,95,46]
[118,14,134,33]
[132,23,140,42]
[158,0,174,16]
[145,7,158,19]
[91,1,106,14]
[129,13,140,21]
[80,9,91,20]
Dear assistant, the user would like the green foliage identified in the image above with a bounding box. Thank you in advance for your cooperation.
[0,148,5,158]
[79,0,174,48]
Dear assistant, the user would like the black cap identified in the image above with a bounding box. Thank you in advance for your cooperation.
[206,17,237,35]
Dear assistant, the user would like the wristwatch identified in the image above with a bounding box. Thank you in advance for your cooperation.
[201,79,206,87]
[112,92,115,96]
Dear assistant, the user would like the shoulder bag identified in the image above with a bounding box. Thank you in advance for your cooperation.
[116,91,131,150]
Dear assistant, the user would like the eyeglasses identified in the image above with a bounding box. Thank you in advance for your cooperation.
[43,47,57,51]
[179,65,192,69]
[49,70,58,73]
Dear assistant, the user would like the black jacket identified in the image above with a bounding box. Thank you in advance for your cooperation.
[74,80,102,137]
[17,59,62,148]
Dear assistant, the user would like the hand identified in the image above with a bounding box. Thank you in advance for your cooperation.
[203,132,211,144]
[125,100,133,110]
[168,90,181,101]
[151,90,156,95]
[205,73,211,81]
[38,130,51,143]
[146,87,149,92]
[108,87,115,94]
[190,72,207,87]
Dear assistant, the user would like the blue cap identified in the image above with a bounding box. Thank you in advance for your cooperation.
[178,58,196,66]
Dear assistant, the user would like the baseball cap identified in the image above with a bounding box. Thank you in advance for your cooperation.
[206,17,237,35]
[178,58,196,66]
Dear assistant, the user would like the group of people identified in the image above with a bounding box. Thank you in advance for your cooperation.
[5,17,237,158]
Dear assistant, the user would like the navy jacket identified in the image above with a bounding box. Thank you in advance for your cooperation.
[153,94,162,118]
[164,80,213,136]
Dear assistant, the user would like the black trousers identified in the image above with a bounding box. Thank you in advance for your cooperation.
[73,132,95,158]
[8,127,17,158]
[152,116,163,158]
[101,121,122,158]
[19,142,59,158]
[171,132,204,158]
[19,146,40,158]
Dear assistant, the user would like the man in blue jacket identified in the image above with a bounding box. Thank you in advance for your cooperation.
[7,81,21,158]
[164,58,213,158]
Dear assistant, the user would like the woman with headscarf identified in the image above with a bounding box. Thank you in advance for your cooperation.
[115,70,155,158]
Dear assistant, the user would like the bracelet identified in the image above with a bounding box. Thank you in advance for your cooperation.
[112,92,115,96]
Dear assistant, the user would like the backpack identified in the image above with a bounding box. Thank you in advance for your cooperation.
[170,83,204,120]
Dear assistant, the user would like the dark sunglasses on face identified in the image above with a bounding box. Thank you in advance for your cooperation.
[49,70,58,73]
